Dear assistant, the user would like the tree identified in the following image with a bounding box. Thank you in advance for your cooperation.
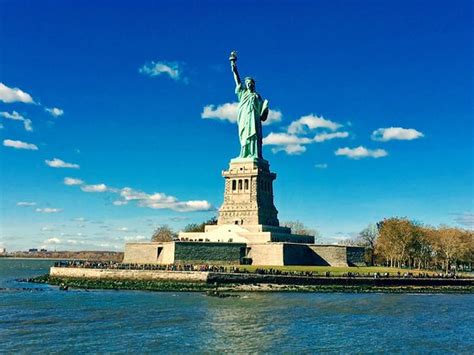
[282,220,319,238]
[151,225,177,242]
[358,224,378,266]
[183,217,217,233]
[431,227,465,273]
[375,218,418,268]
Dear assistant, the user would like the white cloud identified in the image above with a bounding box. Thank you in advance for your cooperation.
[371,127,424,141]
[45,107,64,117]
[113,200,128,206]
[1,111,24,121]
[36,208,63,213]
[314,131,349,142]
[263,132,312,146]
[315,163,328,169]
[81,184,108,193]
[119,187,212,212]
[335,146,388,159]
[64,177,84,186]
[17,201,37,206]
[45,158,80,169]
[201,102,282,126]
[116,227,129,232]
[288,114,342,134]
[139,61,182,80]
[3,139,38,150]
[23,119,33,132]
[263,133,311,155]
[0,83,34,104]
[0,111,34,131]
[44,237,61,244]
[271,144,307,155]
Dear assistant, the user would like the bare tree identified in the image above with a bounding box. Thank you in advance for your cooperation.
[358,224,378,266]
[151,225,177,242]
[282,220,319,239]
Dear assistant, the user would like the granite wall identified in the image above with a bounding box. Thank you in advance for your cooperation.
[174,242,246,264]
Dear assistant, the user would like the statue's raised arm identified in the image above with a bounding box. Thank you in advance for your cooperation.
[229,51,241,87]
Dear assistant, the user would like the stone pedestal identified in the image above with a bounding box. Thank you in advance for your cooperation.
[217,158,279,226]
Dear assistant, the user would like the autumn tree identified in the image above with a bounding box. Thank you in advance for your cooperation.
[430,227,466,273]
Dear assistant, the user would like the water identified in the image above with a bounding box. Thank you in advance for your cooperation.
[1,259,473,353]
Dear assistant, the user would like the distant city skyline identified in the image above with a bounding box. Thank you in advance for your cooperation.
[1,0,472,251]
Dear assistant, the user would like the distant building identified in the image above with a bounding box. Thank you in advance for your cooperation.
[0,247,6,254]
[40,249,48,252]
[28,248,38,253]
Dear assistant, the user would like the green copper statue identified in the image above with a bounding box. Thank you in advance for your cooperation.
[230,51,269,159]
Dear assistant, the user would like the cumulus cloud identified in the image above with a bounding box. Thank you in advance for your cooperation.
[139,61,182,80]
[45,107,64,117]
[1,111,24,121]
[201,102,282,126]
[45,158,80,169]
[0,111,34,132]
[17,201,37,206]
[314,131,349,142]
[288,114,342,134]
[64,177,84,186]
[263,132,312,146]
[271,144,307,155]
[3,139,38,150]
[262,132,312,155]
[371,127,424,141]
[81,184,108,193]
[315,163,328,169]
[118,187,213,212]
[335,146,388,159]
[0,82,34,104]
[36,208,63,213]
[113,200,128,206]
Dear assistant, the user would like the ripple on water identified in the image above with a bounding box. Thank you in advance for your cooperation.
[1,259,473,353]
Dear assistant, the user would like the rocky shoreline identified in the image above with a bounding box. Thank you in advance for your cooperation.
[29,273,474,294]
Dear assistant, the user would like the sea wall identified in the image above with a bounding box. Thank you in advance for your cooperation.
[49,267,207,282]
[49,267,473,288]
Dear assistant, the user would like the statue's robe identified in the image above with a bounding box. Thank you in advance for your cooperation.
[235,83,264,158]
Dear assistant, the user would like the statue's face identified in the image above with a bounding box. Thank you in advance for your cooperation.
[245,79,255,92]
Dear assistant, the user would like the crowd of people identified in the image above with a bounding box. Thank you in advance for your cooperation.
[53,260,460,278]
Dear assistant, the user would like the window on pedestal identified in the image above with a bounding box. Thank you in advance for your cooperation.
[244,179,249,190]
[238,179,242,190]
[232,180,236,191]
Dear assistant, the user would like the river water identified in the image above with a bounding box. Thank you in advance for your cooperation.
[1,259,473,353]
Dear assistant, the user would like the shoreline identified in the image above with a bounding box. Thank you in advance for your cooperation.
[30,269,474,294]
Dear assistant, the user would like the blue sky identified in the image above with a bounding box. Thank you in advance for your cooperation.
[1,0,472,251]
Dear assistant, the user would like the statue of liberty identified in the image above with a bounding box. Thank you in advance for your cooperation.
[230,51,269,159]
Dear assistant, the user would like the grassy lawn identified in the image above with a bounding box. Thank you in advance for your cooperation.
[231,265,445,276]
